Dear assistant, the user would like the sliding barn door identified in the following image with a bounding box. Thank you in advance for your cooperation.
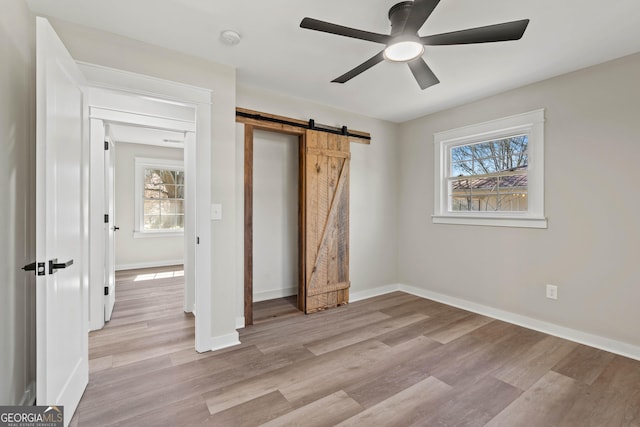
[303,130,350,313]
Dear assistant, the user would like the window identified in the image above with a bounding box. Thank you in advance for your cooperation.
[433,109,547,228]
[134,158,184,237]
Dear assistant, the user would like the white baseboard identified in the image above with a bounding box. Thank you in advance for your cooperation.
[210,331,240,352]
[398,284,640,362]
[236,316,245,329]
[19,381,36,406]
[349,283,640,361]
[350,284,402,302]
[115,259,184,271]
[254,287,297,302]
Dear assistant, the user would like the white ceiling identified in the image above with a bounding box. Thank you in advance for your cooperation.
[26,0,640,123]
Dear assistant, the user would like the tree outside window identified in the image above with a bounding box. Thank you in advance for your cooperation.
[143,168,185,231]
[134,157,185,235]
[450,135,528,212]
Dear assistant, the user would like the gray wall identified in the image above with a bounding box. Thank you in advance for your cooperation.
[398,52,640,348]
[114,143,184,269]
[252,131,299,301]
[0,0,36,405]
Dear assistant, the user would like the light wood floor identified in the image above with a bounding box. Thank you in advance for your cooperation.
[72,266,640,426]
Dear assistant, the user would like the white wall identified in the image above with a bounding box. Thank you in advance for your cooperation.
[252,130,299,301]
[236,86,401,320]
[114,142,184,270]
[398,52,640,350]
[48,18,238,340]
[0,0,36,404]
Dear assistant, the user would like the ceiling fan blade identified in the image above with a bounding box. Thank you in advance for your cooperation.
[301,18,390,44]
[421,19,530,45]
[407,57,440,90]
[332,51,385,84]
[404,0,441,33]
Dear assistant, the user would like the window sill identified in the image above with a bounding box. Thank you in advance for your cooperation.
[432,214,547,229]
[133,231,185,239]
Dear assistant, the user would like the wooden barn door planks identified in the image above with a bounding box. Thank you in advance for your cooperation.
[303,130,350,313]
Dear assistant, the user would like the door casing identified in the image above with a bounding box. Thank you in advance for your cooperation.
[81,64,213,352]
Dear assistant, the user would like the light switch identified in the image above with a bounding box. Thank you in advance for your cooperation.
[211,203,222,220]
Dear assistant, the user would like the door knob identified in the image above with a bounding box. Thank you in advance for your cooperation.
[113,226,120,231]
[49,258,74,274]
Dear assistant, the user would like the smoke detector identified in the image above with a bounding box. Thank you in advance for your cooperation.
[220,30,241,46]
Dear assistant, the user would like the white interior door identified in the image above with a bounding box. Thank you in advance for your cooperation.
[36,17,88,424]
[104,137,116,320]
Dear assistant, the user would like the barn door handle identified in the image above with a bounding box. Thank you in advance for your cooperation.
[49,258,74,274]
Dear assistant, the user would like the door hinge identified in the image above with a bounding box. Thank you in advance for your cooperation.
[104,286,109,296]
[104,140,109,150]
[104,214,109,223]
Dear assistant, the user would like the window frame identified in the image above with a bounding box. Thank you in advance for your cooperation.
[433,109,547,229]
[134,157,185,238]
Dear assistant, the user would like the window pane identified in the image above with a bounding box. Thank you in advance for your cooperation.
[160,199,180,214]
[448,135,529,213]
[449,175,528,212]
[450,135,528,178]
[175,171,184,185]
[144,215,161,230]
[160,214,177,229]
[141,165,185,231]
[144,200,160,216]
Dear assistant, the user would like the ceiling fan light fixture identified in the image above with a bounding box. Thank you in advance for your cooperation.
[383,40,425,62]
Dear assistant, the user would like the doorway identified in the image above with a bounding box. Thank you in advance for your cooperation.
[252,130,300,320]
[90,108,196,332]
[104,123,188,324]
[82,66,212,352]
[240,109,361,325]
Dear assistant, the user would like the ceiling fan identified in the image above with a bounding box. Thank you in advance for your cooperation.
[300,0,530,89]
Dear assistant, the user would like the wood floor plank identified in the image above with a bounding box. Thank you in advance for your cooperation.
[492,335,578,390]
[207,390,293,426]
[304,312,428,355]
[284,336,441,407]
[203,339,390,415]
[251,311,392,354]
[86,354,174,390]
[336,377,452,426]
[261,390,363,427]
[552,343,616,385]
[485,371,583,427]
[426,313,495,344]
[420,376,522,426]
[105,395,211,427]
[88,355,112,374]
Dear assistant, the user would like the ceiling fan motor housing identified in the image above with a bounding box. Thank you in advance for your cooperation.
[389,1,415,35]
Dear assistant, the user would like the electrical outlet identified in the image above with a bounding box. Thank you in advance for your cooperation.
[546,284,558,300]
